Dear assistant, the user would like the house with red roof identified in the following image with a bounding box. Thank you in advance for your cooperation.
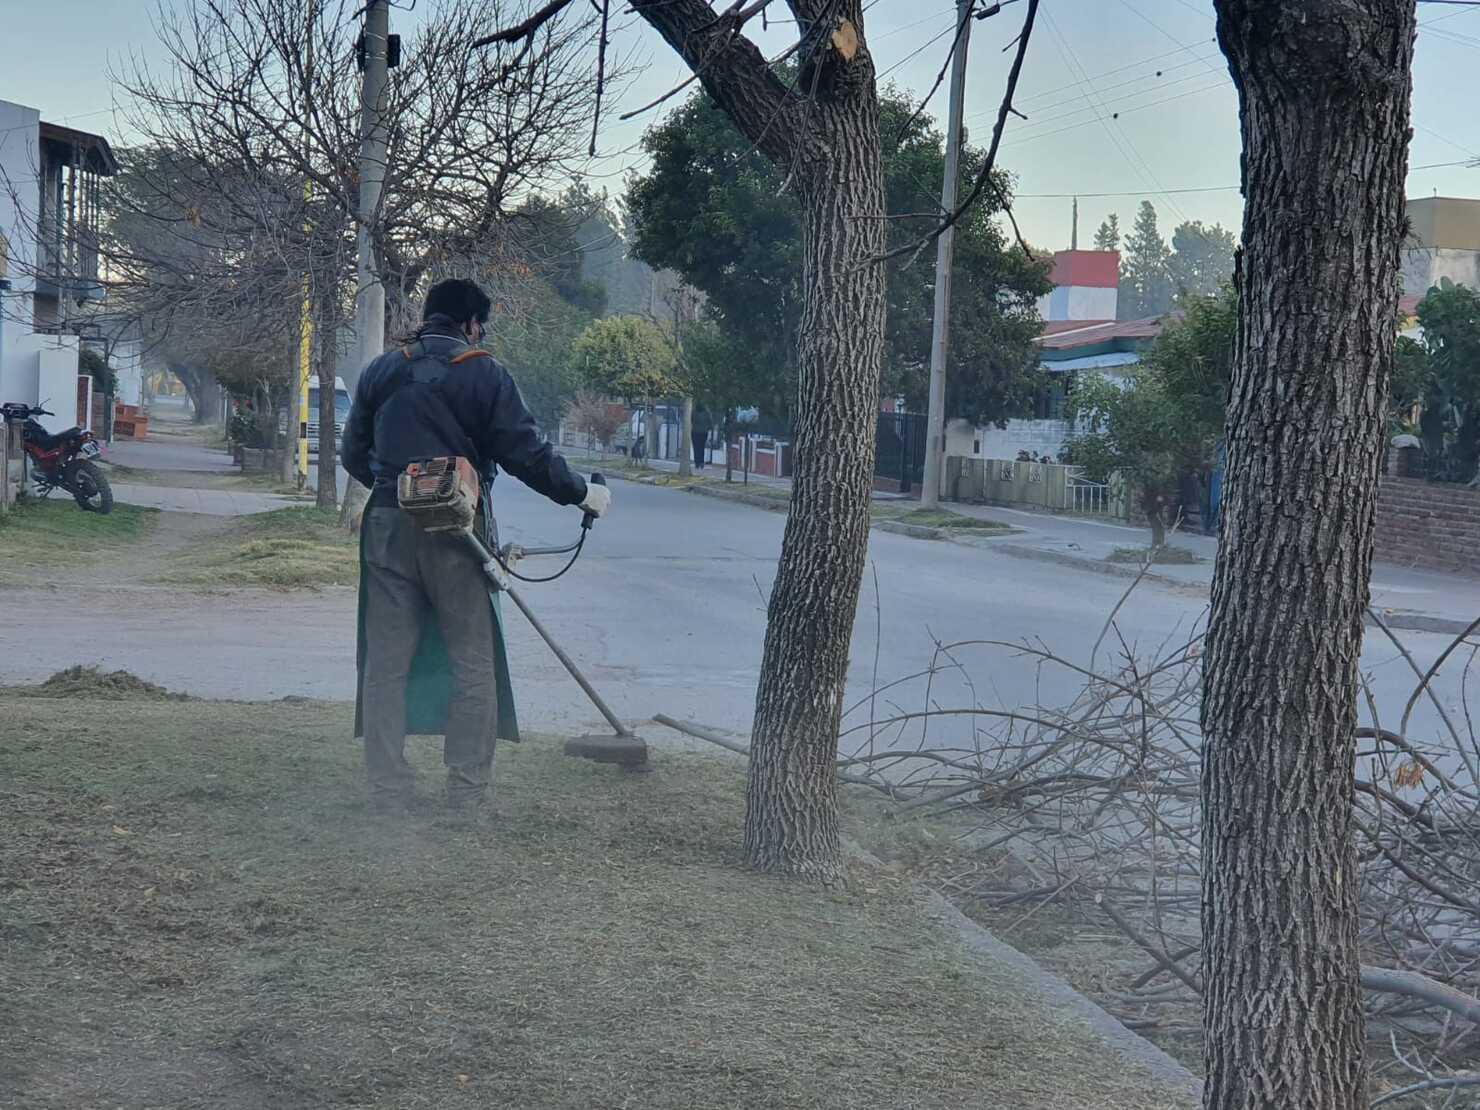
[946,248,1168,463]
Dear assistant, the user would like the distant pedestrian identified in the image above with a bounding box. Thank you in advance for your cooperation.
[1177,467,1201,534]
[692,406,713,470]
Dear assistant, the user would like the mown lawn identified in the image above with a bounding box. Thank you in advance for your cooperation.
[168,506,358,589]
[0,500,158,583]
[0,686,1191,1110]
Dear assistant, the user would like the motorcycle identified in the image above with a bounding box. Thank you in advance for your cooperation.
[1,401,113,514]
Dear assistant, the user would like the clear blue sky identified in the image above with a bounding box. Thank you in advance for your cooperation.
[4,0,1479,250]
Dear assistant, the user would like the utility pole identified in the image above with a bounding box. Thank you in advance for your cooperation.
[355,0,389,372]
[920,0,973,508]
[342,0,390,523]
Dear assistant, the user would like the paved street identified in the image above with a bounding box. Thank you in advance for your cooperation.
[2,455,1472,751]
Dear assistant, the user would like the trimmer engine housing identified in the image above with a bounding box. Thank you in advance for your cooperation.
[397,456,480,532]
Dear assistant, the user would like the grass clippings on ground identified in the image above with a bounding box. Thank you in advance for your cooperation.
[1,694,1193,1110]
[0,499,159,583]
[6,665,190,701]
[169,505,357,589]
[1106,545,1202,566]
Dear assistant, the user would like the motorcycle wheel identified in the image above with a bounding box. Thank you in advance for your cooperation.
[69,460,114,514]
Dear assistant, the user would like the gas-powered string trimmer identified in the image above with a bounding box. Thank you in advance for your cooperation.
[396,456,647,768]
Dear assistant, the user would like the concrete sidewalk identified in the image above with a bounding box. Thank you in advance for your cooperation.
[946,501,1480,635]
[111,482,298,516]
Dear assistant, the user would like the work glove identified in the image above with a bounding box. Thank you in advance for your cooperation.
[580,482,612,518]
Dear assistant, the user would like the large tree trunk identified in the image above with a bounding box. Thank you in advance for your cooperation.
[634,0,885,881]
[1201,4,1415,1108]
[743,40,885,881]
[742,129,885,878]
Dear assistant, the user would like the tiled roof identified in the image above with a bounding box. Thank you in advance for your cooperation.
[1036,315,1169,351]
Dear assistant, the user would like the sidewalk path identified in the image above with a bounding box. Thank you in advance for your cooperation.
[111,482,298,516]
[953,502,1480,633]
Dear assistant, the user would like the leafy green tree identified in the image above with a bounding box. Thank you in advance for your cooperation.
[1119,200,1171,319]
[574,314,679,400]
[486,277,593,429]
[625,83,1050,428]
[1067,370,1186,546]
[1166,220,1237,302]
[1093,214,1121,252]
[1412,278,1480,482]
[679,317,760,481]
[1143,286,1236,430]
[574,315,682,462]
[1069,290,1235,545]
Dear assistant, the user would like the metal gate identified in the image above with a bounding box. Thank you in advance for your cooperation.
[875,412,926,494]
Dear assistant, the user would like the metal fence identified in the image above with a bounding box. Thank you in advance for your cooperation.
[945,457,1128,520]
[876,412,926,493]
[1062,468,1116,516]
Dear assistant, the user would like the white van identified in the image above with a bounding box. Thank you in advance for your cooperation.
[308,377,352,456]
[281,377,352,456]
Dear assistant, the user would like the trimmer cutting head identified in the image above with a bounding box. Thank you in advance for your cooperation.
[564,732,649,768]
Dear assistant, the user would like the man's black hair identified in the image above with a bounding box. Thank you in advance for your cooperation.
[423,278,492,326]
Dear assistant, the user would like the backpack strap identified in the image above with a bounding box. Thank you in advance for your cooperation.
[394,338,481,468]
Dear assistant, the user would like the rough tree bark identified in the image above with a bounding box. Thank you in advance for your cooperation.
[631,0,886,880]
[314,308,339,509]
[1201,4,1415,1108]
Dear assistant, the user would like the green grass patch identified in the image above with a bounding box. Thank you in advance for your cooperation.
[870,504,1012,531]
[0,499,159,582]
[0,692,1191,1110]
[170,505,357,589]
[1107,545,1201,566]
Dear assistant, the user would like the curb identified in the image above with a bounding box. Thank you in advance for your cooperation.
[684,482,791,513]
[844,838,1203,1104]
[670,479,1475,638]
[996,543,1199,593]
[1370,611,1480,637]
[874,519,946,541]
[997,545,1478,637]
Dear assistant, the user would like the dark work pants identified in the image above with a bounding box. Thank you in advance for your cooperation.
[361,508,498,806]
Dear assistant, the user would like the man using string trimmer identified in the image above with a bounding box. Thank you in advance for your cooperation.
[341,278,611,815]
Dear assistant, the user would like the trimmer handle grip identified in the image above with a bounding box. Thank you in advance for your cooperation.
[581,472,606,531]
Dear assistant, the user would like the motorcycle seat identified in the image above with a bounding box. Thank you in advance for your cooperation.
[28,425,83,450]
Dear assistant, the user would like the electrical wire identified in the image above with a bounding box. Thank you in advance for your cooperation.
[495,532,588,583]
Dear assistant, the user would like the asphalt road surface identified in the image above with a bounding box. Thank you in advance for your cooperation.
[3,473,1467,755]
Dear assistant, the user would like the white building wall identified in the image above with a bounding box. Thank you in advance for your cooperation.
[10,332,79,432]
[1401,246,1480,296]
[979,419,1072,461]
[1035,284,1118,322]
[0,99,41,409]
[113,339,145,407]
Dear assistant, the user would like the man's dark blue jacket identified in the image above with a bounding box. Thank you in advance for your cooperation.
[341,314,587,509]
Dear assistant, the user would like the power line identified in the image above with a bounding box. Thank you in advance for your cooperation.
[1002,65,1230,141]
[1012,160,1473,200]
[1041,8,1191,221]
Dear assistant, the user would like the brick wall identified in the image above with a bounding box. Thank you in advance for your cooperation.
[1374,477,1480,576]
